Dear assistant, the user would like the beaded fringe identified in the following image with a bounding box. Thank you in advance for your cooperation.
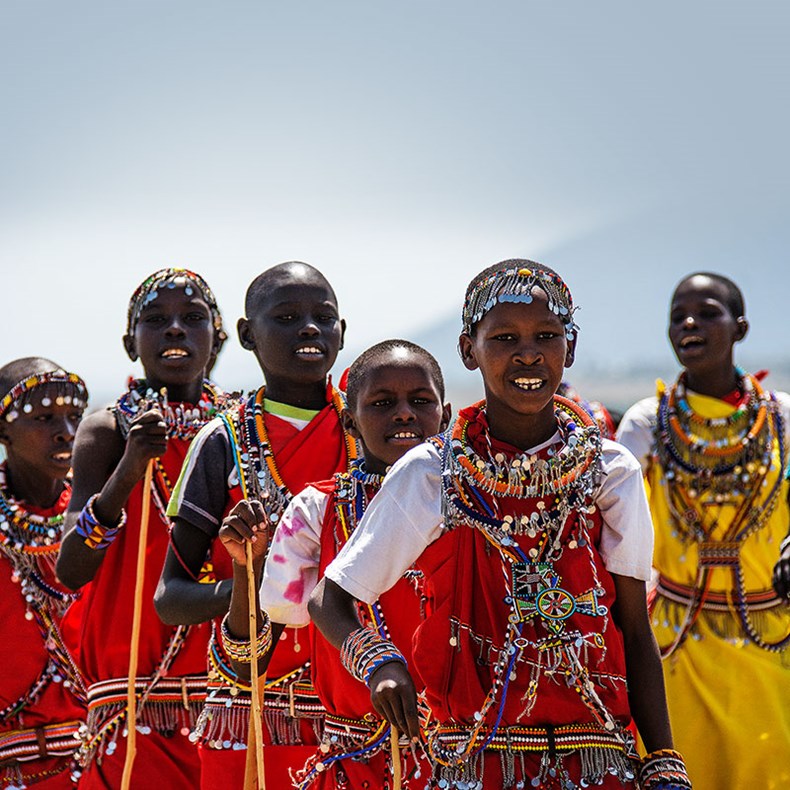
[77,699,202,767]
[194,695,323,750]
[653,594,790,661]
[431,745,637,789]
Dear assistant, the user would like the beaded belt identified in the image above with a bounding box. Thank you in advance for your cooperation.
[87,675,207,713]
[322,712,378,742]
[657,575,783,613]
[431,722,633,756]
[0,720,81,766]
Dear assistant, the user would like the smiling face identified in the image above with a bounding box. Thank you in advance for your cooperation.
[668,275,747,375]
[0,384,84,482]
[343,349,449,475]
[123,280,215,394]
[459,291,575,449]
[238,266,345,392]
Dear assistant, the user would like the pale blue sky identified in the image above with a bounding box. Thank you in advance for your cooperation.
[2,1,788,407]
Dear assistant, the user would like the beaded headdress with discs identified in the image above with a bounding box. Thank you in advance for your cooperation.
[462,259,579,340]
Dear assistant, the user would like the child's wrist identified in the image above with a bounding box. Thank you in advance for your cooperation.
[74,494,127,550]
[220,611,272,663]
[639,748,691,789]
[340,626,407,687]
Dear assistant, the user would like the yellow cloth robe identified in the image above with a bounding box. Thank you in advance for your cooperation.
[647,389,790,790]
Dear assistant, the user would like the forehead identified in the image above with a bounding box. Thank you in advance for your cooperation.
[476,291,566,329]
[358,356,439,394]
[254,280,338,313]
[671,276,731,309]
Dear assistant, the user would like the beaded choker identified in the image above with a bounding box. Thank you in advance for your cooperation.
[114,378,225,441]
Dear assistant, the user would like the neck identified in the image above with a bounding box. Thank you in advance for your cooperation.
[262,379,329,411]
[484,402,558,451]
[361,455,388,476]
[3,460,64,510]
[683,364,740,400]
[142,377,205,404]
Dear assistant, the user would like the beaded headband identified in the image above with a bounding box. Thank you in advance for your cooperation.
[0,371,89,422]
[462,263,579,340]
[126,268,226,340]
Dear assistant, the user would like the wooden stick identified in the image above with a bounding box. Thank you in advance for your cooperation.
[244,540,266,789]
[121,459,154,790]
[391,727,402,790]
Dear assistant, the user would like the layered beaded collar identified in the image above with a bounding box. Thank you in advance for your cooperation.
[114,378,225,441]
[656,369,778,499]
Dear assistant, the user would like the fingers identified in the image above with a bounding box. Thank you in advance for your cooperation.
[369,662,421,742]
[772,557,790,599]
[218,500,270,564]
[127,409,168,459]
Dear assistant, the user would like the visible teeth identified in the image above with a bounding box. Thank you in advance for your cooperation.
[514,378,543,391]
[53,452,71,460]
[162,349,188,358]
[392,432,418,439]
[680,336,704,347]
[296,347,322,354]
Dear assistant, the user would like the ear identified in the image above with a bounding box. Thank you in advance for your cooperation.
[341,407,361,440]
[564,335,577,369]
[458,333,479,371]
[338,319,347,352]
[735,317,749,343]
[123,334,138,362]
[237,317,256,351]
[439,402,452,433]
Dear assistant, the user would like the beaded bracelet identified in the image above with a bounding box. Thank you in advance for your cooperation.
[340,626,407,687]
[220,611,273,664]
[639,748,692,790]
[74,495,128,550]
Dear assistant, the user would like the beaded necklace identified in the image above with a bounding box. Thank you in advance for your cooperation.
[0,463,86,721]
[654,371,789,655]
[233,385,357,533]
[426,398,625,776]
[114,378,226,441]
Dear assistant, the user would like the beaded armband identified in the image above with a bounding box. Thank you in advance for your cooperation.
[220,611,273,664]
[340,626,407,687]
[74,495,127,550]
[639,748,692,790]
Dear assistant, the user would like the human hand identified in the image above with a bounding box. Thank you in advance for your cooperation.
[219,499,269,567]
[772,540,790,599]
[369,660,421,742]
[124,408,168,475]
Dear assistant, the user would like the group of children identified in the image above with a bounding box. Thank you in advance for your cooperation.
[0,259,787,790]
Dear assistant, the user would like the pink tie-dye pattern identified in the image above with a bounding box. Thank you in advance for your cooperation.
[271,553,286,564]
[284,568,308,603]
[276,510,308,541]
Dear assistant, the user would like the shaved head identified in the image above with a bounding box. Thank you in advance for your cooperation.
[244,261,338,316]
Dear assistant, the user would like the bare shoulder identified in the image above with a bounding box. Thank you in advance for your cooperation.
[72,408,124,482]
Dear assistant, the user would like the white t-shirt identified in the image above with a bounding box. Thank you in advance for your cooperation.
[325,436,655,605]
[616,390,790,473]
[259,485,331,627]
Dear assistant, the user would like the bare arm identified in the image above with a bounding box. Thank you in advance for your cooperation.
[309,577,421,740]
[57,408,167,590]
[208,499,286,679]
[610,573,673,752]
[154,517,234,625]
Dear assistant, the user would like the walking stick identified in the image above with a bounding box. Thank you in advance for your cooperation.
[243,540,266,789]
[391,727,402,790]
[121,459,154,790]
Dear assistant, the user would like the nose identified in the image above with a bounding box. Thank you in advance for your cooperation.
[393,399,417,423]
[513,341,543,366]
[683,315,696,328]
[53,415,77,443]
[165,316,187,337]
[298,319,319,337]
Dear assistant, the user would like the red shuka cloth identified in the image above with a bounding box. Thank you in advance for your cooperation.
[201,400,351,790]
[0,489,85,788]
[60,434,210,788]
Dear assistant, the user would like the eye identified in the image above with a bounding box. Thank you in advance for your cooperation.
[316,313,337,323]
[143,313,166,324]
[411,397,433,406]
[275,313,295,322]
[186,311,208,323]
[372,398,393,407]
[492,333,516,342]
[538,331,560,340]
